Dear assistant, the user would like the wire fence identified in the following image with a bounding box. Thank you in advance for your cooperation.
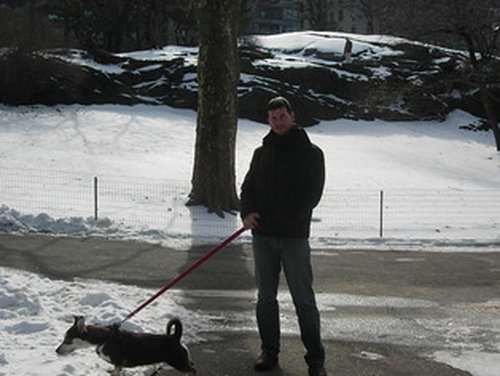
[1,168,500,244]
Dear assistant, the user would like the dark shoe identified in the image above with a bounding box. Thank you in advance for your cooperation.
[308,365,327,376]
[254,352,278,371]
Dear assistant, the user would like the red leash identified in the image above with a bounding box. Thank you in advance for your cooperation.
[121,227,246,324]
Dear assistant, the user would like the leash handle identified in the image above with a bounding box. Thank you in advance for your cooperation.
[122,227,246,324]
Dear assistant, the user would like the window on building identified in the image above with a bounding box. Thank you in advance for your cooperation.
[284,9,298,21]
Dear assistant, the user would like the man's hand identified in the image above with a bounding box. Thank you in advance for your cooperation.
[243,212,260,230]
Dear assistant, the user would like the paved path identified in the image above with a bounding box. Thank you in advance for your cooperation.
[2,233,500,375]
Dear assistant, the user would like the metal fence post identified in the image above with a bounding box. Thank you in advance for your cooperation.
[379,190,384,237]
[94,176,98,220]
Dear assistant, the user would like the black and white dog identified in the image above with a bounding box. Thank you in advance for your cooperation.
[56,316,196,375]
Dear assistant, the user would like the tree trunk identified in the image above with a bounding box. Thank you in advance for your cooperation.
[187,0,240,217]
[481,88,500,152]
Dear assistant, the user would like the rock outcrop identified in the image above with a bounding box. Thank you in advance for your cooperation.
[1,32,498,126]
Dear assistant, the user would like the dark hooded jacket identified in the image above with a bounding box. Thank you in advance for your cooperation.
[240,125,325,238]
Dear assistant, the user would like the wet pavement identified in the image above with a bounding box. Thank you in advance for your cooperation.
[1,233,500,375]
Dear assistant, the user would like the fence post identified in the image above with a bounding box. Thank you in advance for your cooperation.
[379,190,384,237]
[94,176,98,220]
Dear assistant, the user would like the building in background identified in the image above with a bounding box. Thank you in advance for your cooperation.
[249,0,303,34]
[302,0,381,34]
[250,0,380,35]
[324,0,380,34]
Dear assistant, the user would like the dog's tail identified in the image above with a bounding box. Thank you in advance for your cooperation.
[166,318,183,341]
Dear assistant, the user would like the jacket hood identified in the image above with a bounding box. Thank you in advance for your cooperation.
[262,125,312,149]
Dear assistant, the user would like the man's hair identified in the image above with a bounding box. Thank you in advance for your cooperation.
[267,96,293,113]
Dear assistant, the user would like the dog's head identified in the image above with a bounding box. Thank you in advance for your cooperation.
[56,316,90,355]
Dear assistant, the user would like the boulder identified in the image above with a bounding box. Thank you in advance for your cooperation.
[1,32,499,126]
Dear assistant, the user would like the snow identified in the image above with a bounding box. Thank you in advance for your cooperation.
[433,351,500,376]
[0,266,206,376]
[120,46,199,66]
[255,31,408,56]
[1,104,498,251]
[1,105,499,376]
[41,49,127,74]
[1,31,500,375]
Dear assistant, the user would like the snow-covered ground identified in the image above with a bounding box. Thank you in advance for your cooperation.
[0,266,207,376]
[1,31,499,376]
[1,105,499,250]
[1,103,499,376]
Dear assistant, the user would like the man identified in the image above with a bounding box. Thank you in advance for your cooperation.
[240,96,327,376]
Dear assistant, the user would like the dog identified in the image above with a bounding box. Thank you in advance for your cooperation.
[56,316,196,375]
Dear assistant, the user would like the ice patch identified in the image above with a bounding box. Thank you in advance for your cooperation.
[433,350,500,376]
[351,351,386,361]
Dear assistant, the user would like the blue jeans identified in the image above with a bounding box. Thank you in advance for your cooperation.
[252,235,325,366]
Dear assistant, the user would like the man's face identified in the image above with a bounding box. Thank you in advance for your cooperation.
[268,106,295,136]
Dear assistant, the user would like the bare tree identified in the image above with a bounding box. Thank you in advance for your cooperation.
[49,0,198,50]
[49,0,135,51]
[380,0,500,151]
[302,0,330,30]
[127,1,195,49]
[350,0,387,34]
[238,0,258,35]
[187,0,241,216]
[444,0,500,151]
[0,1,67,49]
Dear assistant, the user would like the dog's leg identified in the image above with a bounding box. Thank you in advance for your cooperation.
[148,365,162,376]
[107,365,122,376]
